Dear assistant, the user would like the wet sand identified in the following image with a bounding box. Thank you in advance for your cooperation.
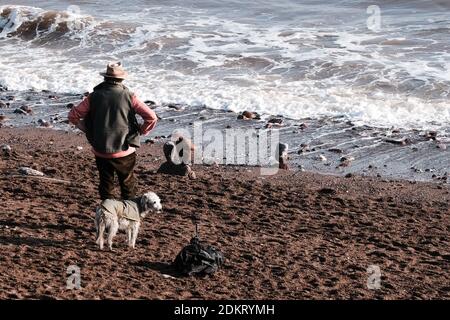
[1,88,449,183]
[0,127,449,299]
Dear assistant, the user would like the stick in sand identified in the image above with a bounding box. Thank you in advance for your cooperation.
[7,174,85,186]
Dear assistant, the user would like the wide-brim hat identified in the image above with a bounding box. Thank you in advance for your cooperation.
[99,61,128,79]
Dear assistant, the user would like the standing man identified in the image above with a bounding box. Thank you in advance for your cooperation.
[68,62,158,200]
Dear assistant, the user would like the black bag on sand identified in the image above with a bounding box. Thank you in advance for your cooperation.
[174,225,224,276]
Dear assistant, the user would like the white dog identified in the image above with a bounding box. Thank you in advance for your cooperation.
[95,192,162,251]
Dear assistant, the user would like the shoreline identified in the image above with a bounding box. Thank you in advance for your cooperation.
[0,127,449,299]
[0,88,449,184]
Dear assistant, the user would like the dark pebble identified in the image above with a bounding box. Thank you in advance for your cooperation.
[384,138,411,145]
[166,103,184,111]
[424,131,438,140]
[329,148,343,154]
[238,111,260,120]
[297,144,310,154]
[20,105,33,114]
[318,188,336,196]
[43,167,58,175]
[267,118,283,125]
[242,253,254,261]
[38,119,51,127]
[299,123,308,130]
[13,108,27,115]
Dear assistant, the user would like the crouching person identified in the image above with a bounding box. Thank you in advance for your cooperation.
[157,136,196,179]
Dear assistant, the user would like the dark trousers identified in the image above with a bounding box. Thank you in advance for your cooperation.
[95,152,137,200]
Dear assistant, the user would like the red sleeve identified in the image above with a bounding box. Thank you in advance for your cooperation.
[131,95,158,135]
[68,96,90,125]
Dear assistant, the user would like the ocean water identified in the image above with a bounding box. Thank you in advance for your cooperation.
[0,0,449,129]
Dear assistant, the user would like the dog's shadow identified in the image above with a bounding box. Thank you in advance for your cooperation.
[0,235,67,248]
[133,260,185,278]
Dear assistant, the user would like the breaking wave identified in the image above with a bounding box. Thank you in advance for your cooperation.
[0,5,94,41]
[0,2,449,130]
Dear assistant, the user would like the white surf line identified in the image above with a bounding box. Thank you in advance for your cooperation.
[358,139,448,164]
[328,137,385,155]
[197,117,241,125]
[307,127,353,141]
[162,112,232,123]
[160,111,204,120]
[344,142,386,157]
[36,101,78,106]
[296,136,383,157]
[409,155,449,170]
[52,110,70,115]
[11,104,56,109]
[299,144,333,156]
